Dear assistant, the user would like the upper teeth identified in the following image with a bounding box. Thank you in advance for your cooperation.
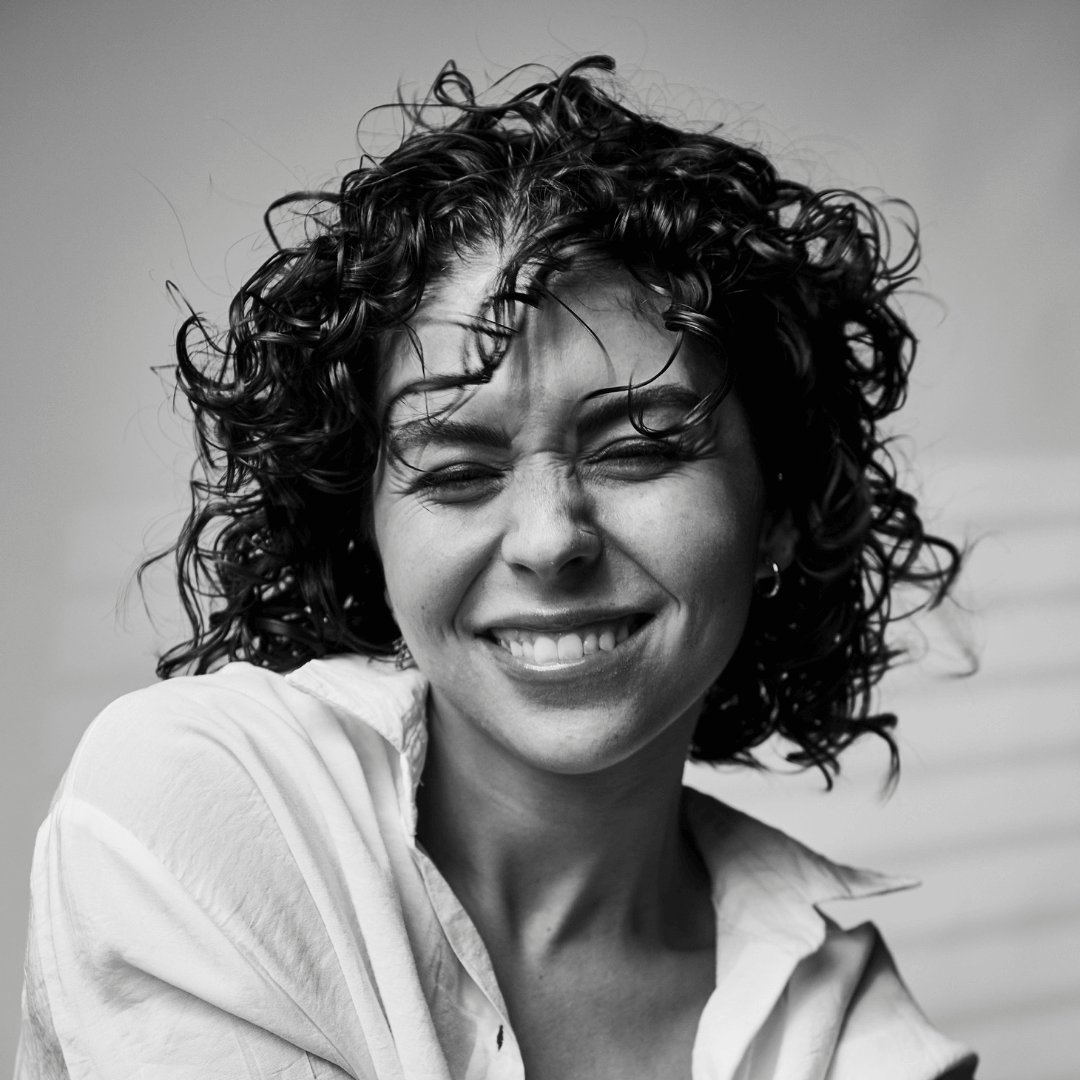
[490,619,634,665]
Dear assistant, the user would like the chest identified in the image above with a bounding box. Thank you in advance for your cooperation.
[495,943,716,1080]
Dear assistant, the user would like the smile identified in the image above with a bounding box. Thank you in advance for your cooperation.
[487,615,648,666]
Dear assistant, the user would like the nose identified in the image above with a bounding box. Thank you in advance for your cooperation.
[499,460,602,581]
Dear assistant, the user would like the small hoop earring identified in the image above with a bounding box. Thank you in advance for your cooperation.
[393,637,414,670]
[756,560,782,599]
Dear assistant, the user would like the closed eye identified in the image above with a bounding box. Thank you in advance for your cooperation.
[408,463,505,502]
[575,437,698,483]
[598,438,684,459]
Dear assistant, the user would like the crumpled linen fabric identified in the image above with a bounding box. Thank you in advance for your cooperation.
[17,655,977,1080]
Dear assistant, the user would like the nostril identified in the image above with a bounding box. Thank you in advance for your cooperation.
[502,519,602,577]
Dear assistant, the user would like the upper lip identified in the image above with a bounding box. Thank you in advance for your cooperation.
[474,607,652,635]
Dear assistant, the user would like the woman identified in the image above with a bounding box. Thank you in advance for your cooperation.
[18,57,977,1079]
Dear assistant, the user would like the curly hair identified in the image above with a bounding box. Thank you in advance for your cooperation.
[151,55,960,781]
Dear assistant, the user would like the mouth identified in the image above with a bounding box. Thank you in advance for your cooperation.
[485,614,651,667]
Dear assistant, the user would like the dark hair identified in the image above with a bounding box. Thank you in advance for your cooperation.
[150,56,960,781]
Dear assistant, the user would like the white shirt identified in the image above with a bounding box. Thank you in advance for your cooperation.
[17,655,976,1079]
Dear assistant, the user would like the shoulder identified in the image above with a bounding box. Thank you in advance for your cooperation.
[49,660,410,874]
[23,661,418,1077]
[804,921,978,1080]
[46,656,423,868]
[684,789,977,1079]
[33,658,411,940]
[80,660,315,740]
[740,920,977,1079]
[60,663,326,810]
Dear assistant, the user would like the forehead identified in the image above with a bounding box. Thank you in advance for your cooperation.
[380,263,716,426]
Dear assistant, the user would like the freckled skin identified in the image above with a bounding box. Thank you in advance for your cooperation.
[371,265,797,1080]
[374,268,786,775]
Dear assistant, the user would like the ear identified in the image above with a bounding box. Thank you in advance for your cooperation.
[756,508,799,581]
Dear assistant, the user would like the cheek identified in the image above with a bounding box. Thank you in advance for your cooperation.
[373,499,488,645]
[605,471,763,602]
[373,497,428,628]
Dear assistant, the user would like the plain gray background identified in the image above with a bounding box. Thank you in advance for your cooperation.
[2,1,1078,1076]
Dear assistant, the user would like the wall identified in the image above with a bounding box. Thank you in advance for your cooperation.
[2,1,1078,1076]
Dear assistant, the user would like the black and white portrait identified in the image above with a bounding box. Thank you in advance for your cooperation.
[2,4,1077,1079]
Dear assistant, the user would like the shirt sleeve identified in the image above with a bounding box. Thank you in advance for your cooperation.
[14,680,401,1080]
[17,791,370,1080]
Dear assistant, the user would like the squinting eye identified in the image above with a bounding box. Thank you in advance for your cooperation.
[604,440,679,459]
[587,438,689,476]
[409,464,504,501]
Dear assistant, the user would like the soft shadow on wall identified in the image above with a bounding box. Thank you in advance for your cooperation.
[2,1,1078,1077]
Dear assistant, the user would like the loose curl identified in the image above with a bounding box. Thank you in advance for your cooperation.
[149,56,960,781]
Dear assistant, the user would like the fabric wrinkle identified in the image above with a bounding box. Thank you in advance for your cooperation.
[16,655,976,1080]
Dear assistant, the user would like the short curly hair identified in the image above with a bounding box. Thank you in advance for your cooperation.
[153,55,959,781]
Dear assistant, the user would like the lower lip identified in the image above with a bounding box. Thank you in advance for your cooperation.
[479,619,653,680]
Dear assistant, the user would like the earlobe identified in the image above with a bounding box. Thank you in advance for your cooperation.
[754,512,798,599]
[757,509,799,578]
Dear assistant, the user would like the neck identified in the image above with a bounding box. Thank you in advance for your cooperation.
[415,694,713,961]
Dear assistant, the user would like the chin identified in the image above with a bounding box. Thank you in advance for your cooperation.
[483,701,695,778]
[423,637,719,778]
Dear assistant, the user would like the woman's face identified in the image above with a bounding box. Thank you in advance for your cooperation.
[373,263,791,775]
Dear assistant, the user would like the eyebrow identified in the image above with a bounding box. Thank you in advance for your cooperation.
[386,383,704,457]
[576,384,703,438]
[388,416,512,457]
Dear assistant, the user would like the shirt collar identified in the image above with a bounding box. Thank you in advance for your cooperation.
[287,652,914,952]
[682,788,913,956]
[287,652,430,838]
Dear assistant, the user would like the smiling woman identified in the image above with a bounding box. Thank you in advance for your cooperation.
[376,268,781,781]
[17,58,976,1080]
